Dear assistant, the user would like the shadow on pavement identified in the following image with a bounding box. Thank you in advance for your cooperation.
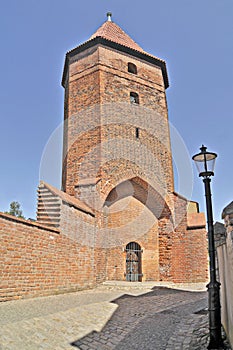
[71,286,207,350]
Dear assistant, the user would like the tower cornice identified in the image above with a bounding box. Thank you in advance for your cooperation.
[62,36,169,89]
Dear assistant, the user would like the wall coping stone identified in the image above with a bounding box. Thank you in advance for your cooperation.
[187,212,206,229]
[39,181,95,217]
[0,212,60,233]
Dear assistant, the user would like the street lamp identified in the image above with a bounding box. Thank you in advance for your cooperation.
[192,145,223,349]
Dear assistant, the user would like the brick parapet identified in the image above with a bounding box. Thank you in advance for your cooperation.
[0,212,59,233]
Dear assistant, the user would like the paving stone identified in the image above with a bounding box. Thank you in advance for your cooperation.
[0,282,231,349]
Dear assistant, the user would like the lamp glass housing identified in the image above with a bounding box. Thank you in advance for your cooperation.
[192,145,217,177]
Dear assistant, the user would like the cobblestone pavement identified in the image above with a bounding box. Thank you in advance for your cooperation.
[0,282,231,350]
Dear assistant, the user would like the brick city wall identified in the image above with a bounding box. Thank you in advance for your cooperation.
[0,212,97,301]
[0,190,208,302]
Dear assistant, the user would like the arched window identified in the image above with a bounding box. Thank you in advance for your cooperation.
[128,62,137,74]
[130,92,139,104]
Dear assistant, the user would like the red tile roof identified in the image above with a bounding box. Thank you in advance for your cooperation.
[90,20,144,53]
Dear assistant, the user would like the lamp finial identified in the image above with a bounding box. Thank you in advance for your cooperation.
[200,145,207,153]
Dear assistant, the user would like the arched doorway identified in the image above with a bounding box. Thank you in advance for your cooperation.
[102,177,171,282]
[125,242,142,282]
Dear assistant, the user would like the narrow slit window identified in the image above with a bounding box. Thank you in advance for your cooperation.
[128,62,137,74]
[136,127,139,139]
[130,92,139,104]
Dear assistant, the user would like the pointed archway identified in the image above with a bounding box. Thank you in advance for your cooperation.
[102,177,173,282]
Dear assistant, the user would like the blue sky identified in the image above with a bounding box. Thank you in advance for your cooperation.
[0,0,232,221]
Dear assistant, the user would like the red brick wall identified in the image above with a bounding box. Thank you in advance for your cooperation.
[0,213,96,301]
[0,191,208,302]
[171,226,209,283]
[62,47,102,194]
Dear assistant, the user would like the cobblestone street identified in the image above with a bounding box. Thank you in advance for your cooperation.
[0,282,231,350]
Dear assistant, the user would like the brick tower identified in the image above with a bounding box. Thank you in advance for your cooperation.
[60,13,208,283]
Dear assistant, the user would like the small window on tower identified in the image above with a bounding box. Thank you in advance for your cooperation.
[130,92,139,104]
[136,127,139,139]
[128,63,137,74]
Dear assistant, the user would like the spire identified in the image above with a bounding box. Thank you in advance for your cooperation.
[62,14,169,89]
[107,12,112,22]
[89,14,144,53]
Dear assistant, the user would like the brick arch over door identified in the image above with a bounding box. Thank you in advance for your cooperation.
[104,176,172,221]
[102,177,169,282]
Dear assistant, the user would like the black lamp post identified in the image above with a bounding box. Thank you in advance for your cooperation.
[192,145,223,349]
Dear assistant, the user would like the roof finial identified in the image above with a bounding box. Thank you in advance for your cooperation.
[107,12,112,22]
